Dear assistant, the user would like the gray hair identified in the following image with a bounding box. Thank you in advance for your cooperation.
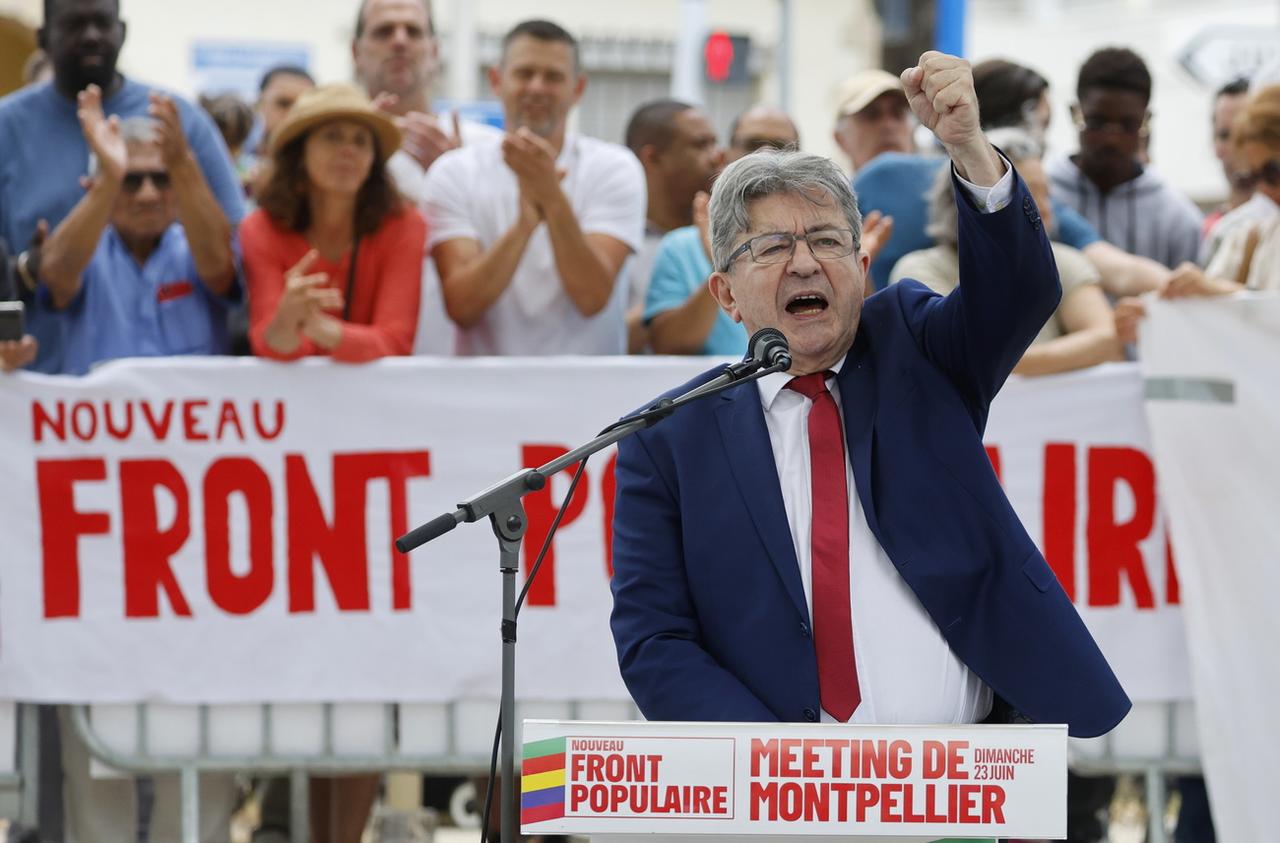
[924,128,1042,247]
[88,117,160,179]
[709,149,862,272]
[120,116,160,146]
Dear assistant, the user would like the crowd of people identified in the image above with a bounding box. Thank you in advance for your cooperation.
[1,0,1277,840]
[2,0,1277,380]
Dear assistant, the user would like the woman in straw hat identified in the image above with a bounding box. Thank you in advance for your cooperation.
[241,82,425,360]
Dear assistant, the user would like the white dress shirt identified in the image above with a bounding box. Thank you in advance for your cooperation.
[753,163,1014,724]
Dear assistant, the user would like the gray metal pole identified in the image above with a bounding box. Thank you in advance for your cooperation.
[671,0,708,103]
[448,0,479,102]
[500,537,521,843]
[778,0,793,114]
[180,767,199,843]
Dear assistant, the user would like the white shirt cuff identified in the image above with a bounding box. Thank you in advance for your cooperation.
[954,154,1015,213]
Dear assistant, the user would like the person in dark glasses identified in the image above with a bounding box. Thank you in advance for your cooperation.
[29,84,238,374]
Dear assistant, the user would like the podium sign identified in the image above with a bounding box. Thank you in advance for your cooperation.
[520,720,1066,838]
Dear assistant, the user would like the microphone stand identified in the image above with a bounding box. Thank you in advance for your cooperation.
[395,353,791,843]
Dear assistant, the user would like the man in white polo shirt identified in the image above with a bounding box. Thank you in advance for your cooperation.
[422,19,645,355]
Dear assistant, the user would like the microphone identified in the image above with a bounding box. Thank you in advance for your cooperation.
[725,328,793,380]
[749,327,792,372]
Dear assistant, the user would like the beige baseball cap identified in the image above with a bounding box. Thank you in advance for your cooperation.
[836,69,906,117]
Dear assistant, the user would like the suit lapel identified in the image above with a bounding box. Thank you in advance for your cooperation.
[715,383,809,620]
[838,332,881,539]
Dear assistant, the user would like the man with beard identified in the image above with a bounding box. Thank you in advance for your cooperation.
[623,99,722,352]
[1046,48,1201,268]
[0,0,244,372]
[422,19,644,355]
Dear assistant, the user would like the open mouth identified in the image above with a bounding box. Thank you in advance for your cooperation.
[785,293,829,316]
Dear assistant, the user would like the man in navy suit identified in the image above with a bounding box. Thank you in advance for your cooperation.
[609,52,1130,738]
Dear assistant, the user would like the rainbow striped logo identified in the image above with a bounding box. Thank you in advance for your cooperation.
[521,736,567,825]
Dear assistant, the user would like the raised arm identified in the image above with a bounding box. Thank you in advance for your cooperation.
[898,53,1059,416]
[38,86,124,309]
[150,93,236,296]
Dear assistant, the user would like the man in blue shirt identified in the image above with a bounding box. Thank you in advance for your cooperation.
[643,105,798,356]
[33,86,237,374]
[0,0,244,367]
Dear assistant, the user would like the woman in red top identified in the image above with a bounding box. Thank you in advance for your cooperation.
[243,82,425,361]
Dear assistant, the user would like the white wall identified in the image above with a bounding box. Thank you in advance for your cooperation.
[969,0,1280,204]
[0,0,882,167]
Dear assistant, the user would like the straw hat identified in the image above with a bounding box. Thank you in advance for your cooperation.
[835,69,906,117]
[268,82,401,162]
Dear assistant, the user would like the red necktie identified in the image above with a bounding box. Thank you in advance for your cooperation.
[787,372,861,721]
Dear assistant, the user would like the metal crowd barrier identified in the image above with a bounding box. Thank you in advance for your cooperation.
[0,697,1197,843]
[66,698,640,843]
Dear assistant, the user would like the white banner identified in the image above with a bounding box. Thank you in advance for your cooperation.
[1140,293,1280,842]
[520,720,1067,839]
[0,358,1187,704]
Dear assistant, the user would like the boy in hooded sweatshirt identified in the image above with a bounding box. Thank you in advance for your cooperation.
[1047,47,1202,269]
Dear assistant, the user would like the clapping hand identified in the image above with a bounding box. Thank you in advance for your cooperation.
[76,85,126,187]
[277,250,342,332]
[148,93,191,169]
[503,128,564,215]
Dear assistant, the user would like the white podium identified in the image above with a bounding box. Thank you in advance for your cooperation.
[519,720,1066,841]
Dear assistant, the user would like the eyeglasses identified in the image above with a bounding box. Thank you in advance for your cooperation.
[121,171,171,193]
[721,228,858,272]
[1071,105,1150,138]
[1235,158,1280,189]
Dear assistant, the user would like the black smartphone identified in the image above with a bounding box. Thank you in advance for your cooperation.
[0,301,25,341]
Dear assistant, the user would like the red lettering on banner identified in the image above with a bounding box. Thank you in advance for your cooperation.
[601,452,617,577]
[37,459,110,618]
[104,401,134,440]
[32,401,65,441]
[141,401,175,440]
[1087,447,1156,607]
[31,399,286,443]
[1165,536,1181,605]
[120,459,193,618]
[203,458,274,614]
[182,400,210,441]
[71,401,97,440]
[254,401,285,440]
[216,401,245,441]
[1043,443,1077,599]
[521,444,589,607]
[984,445,1002,481]
[286,451,431,613]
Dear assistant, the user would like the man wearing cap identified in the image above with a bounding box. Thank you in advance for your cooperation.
[423,19,644,356]
[834,68,917,173]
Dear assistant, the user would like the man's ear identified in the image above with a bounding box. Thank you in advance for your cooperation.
[487,65,502,97]
[118,19,127,48]
[572,73,587,104]
[707,271,741,323]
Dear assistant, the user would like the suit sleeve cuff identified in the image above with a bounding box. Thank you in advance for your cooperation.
[954,153,1016,213]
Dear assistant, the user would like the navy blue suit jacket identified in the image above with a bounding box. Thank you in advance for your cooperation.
[609,173,1131,739]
